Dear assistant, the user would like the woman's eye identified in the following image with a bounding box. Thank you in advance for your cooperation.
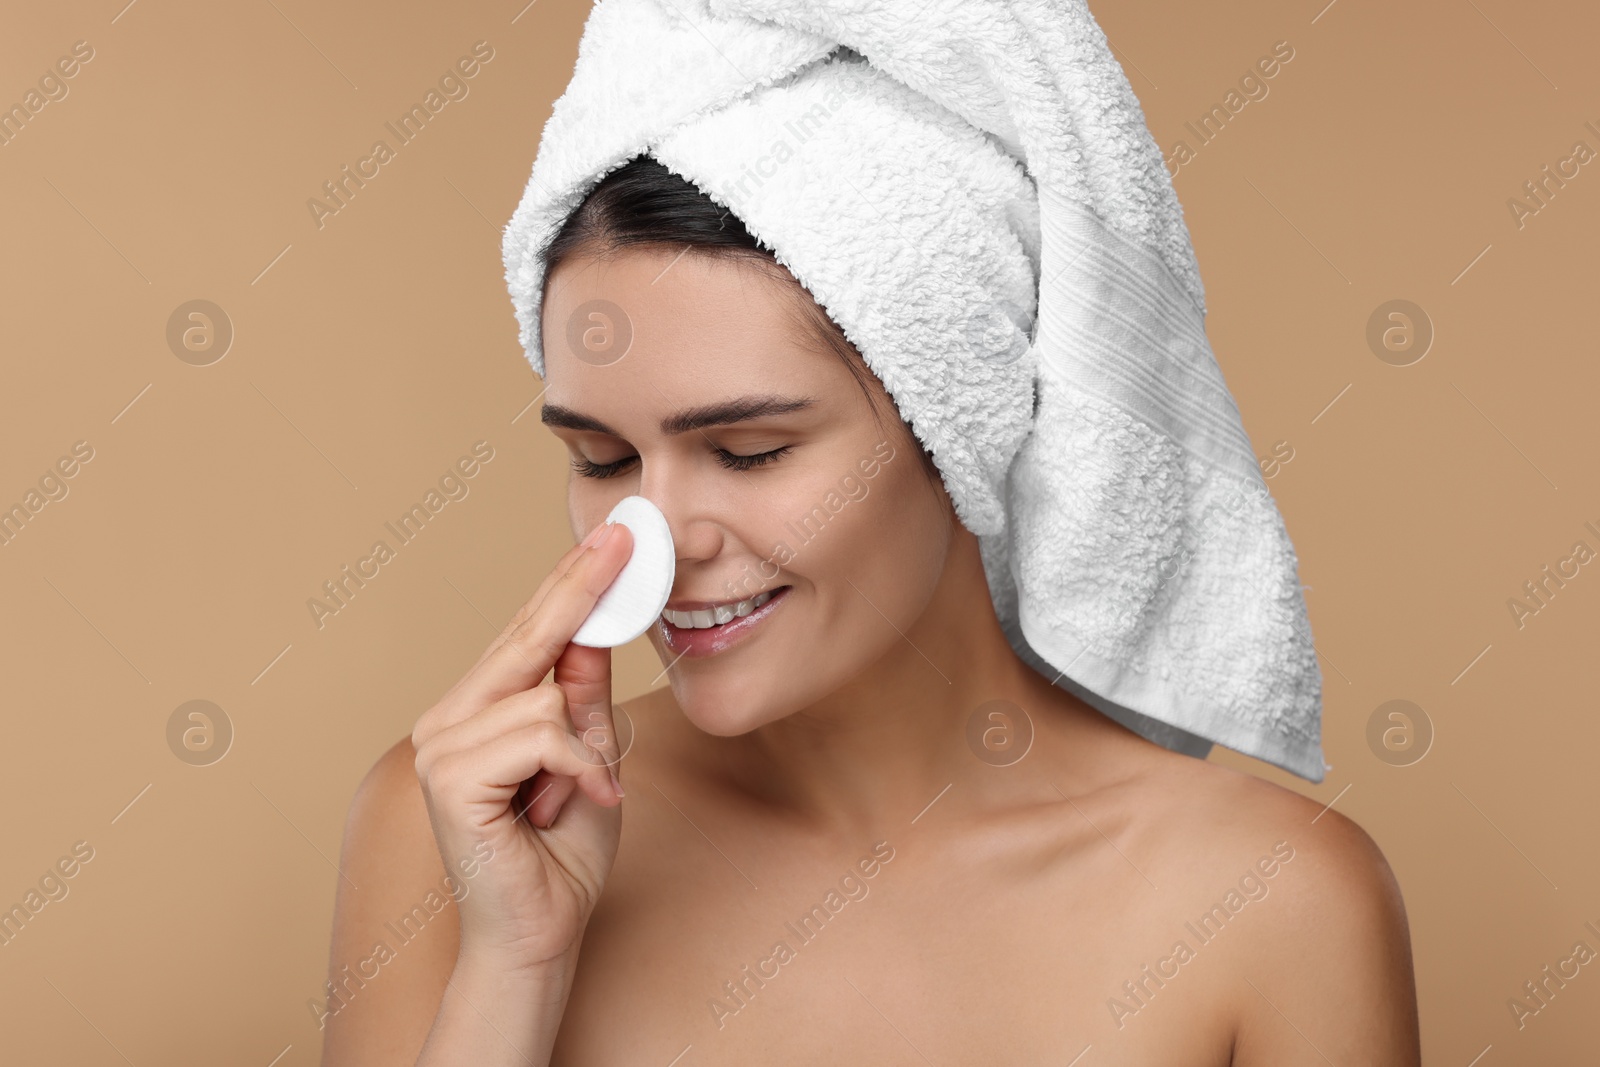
[570,446,792,480]
[717,445,791,472]
[570,455,635,479]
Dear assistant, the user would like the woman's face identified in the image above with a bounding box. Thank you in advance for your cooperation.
[540,246,955,734]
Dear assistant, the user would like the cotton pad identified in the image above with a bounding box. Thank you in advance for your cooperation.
[571,495,676,648]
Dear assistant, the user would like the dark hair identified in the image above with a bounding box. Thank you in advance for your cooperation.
[538,153,942,486]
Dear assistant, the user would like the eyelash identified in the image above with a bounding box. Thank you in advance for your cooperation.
[570,446,793,480]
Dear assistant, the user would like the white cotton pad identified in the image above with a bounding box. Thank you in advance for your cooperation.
[570,495,676,648]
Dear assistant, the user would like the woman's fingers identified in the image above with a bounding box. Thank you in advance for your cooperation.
[458,537,592,678]
[416,523,633,744]
[469,522,633,707]
[418,714,620,817]
[418,679,621,831]
[520,772,579,830]
[552,630,622,771]
[418,684,615,798]
[513,640,624,829]
[423,682,572,757]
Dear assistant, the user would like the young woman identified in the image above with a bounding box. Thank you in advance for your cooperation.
[317,156,1420,1066]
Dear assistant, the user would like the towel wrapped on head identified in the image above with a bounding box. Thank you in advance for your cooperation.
[502,0,1329,783]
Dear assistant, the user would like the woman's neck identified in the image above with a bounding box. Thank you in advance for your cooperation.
[711,523,1079,839]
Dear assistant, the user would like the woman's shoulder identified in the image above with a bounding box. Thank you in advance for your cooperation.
[356,730,420,798]
[343,732,431,854]
[319,733,460,1063]
[1110,745,1402,916]
[1085,742,1418,1060]
[1040,703,1395,903]
[337,733,428,867]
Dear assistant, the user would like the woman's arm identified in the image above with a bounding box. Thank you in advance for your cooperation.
[1228,807,1421,1065]
[318,737,577,1067]
[320,527,632,1064]
[317,736,462,1065]
[414,953,576,1066]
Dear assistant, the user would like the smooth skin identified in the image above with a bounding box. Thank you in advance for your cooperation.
[319,247,1421,1065]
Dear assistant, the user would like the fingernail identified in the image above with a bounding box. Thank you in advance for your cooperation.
[581,519,615,549]
[609,770,625,798]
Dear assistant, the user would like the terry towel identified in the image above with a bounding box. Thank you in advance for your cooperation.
[502,0,1329,782]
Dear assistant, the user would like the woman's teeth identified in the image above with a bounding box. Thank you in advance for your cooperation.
[662,589,777,629]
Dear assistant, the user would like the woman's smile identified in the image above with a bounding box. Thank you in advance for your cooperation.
[658,584,794,658]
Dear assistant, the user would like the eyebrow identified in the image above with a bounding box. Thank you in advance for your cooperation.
[540,394,818,438]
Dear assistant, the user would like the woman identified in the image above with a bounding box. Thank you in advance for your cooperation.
[319,155,1418,1065]
[321,0,1420,1059]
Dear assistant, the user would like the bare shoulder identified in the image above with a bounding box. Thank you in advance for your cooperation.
[344,733,433,846]
[1123,752,1395,889]
[318,734,460,1066]
[1103,749,1420,1064]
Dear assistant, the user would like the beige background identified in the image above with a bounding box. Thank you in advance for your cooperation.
[2,0,1596,1062]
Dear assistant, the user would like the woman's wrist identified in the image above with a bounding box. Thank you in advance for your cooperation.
[415,951,577,1067]
[455,943,579,986]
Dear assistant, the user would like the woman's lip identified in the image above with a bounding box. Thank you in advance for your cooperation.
[659,586,792,659]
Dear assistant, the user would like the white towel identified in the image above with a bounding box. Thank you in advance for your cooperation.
[502,0,1328,782]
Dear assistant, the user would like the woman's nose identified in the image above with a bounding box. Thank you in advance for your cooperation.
[638,491,716,564]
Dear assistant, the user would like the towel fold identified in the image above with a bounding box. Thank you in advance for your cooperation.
[502,0,1328,782]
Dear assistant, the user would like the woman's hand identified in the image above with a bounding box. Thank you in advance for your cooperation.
[410,518,634,977]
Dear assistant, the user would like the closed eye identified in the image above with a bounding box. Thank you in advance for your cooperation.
[571,445,792,480]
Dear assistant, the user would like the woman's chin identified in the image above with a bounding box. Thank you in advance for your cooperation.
[666,683,784,737]
[680,702,767,737]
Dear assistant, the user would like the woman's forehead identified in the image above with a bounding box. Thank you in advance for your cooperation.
[545,262,847,385]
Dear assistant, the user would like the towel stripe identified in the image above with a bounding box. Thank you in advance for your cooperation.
[1036,193,1263,487]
